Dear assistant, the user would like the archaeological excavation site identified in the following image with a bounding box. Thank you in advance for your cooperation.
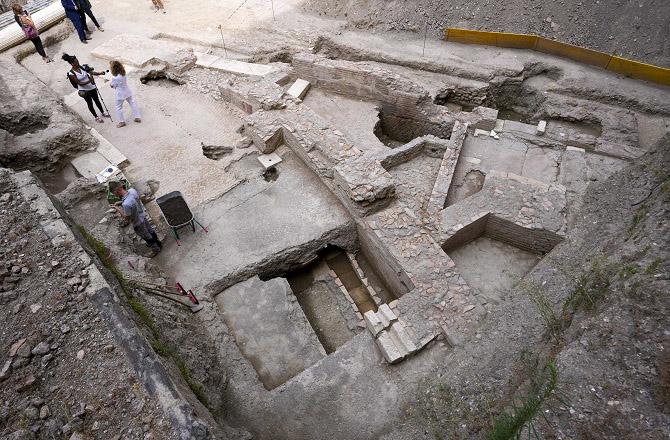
[0,0,669,439]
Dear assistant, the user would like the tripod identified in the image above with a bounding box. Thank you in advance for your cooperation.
[95,87,113,122]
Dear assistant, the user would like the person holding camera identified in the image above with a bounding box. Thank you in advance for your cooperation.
[12,3,52,63]
[62,53,109,123]
[109,60,141,128]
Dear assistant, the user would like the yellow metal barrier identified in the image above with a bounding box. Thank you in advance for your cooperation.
[443,28,670,87]
[606,57,670,85]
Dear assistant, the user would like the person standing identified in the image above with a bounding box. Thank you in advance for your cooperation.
[76,0,103,34]
[109,60,141,128]
[60,0,89,44]
[12,4,52,63]
[109,181,163,256]
[63,53,109,123]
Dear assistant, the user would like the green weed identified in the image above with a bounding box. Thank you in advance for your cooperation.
[644,258,663,274]
[520,281,562,341]
[487,362,561,440]
[628,204,648,237]
[563,259,612,313]
[618,264,638,279]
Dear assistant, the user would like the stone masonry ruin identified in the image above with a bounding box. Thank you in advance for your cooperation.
[0,2,669,440]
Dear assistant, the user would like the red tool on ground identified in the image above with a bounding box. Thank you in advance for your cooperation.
[127,278,204,313]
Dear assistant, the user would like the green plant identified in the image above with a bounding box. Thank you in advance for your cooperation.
[644,258,663,274]
[618,264,638,279]
[520,281,562,341]
[77,226,129,292]
[628,204,648,237]
[563,259,612,313]
[487,362,561,440]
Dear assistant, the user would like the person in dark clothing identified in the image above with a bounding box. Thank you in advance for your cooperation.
[60,0,89,44]
[12,4,52,63]
[62,53,109,123]
[76,0,103,33]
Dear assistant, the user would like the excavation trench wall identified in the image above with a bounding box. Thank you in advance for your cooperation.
[7,170,230,439]
[292,53,454,141]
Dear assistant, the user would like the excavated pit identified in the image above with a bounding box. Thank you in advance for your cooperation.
[442,214,559,301]
[373,108,450,147]
[279,245,394,355]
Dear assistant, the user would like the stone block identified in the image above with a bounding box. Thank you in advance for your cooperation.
[363,310,384,337]
[375,332,406,364]
[209,58,276,78]
[472,106,499,131]
[71,151,112,179]
[287,79,311,100]
[389,322,418,354]
[536,120,547,136]
[193,51,220,68]
[378,303,397,327]
[257,152,282,170]
[473,128,490,137]
[91,128,128,167]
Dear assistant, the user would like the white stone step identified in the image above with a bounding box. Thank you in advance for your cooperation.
[90,128,129,167]
[71,151,112,179]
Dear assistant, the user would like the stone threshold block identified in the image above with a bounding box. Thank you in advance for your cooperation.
[376,135,451,169]
[333,155,396,217]
[364,305,418,364]
[287,79,311,100]
[90,128,129,167]
[71,151,112,180]
[91,34,186,68]
[208,58,277,78]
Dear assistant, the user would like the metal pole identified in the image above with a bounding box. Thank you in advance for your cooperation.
[422,18,428,57]
[96,87,112,122]
[271,0,275,21]
[218,24,228,58]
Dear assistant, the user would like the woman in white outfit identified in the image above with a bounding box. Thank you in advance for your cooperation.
[109,60,141,128]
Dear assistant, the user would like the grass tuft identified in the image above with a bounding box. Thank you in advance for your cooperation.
[563,259,612,313]
[487,362,560,440]
[520,281,562,341]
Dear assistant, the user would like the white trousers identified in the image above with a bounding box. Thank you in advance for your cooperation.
[115,95,141,123]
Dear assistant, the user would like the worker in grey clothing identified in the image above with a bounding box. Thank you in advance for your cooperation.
[109,181,162,256]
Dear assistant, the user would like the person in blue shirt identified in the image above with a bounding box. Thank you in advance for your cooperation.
[109,181,163,256]
[60,0,89,44]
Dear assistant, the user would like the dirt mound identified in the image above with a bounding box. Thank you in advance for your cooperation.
[0,58,94,172]
[303,0,670,67]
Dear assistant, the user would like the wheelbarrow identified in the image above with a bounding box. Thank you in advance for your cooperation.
[156,191,208,245]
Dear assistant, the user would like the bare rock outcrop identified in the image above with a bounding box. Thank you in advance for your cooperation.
[0,58,95,172]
